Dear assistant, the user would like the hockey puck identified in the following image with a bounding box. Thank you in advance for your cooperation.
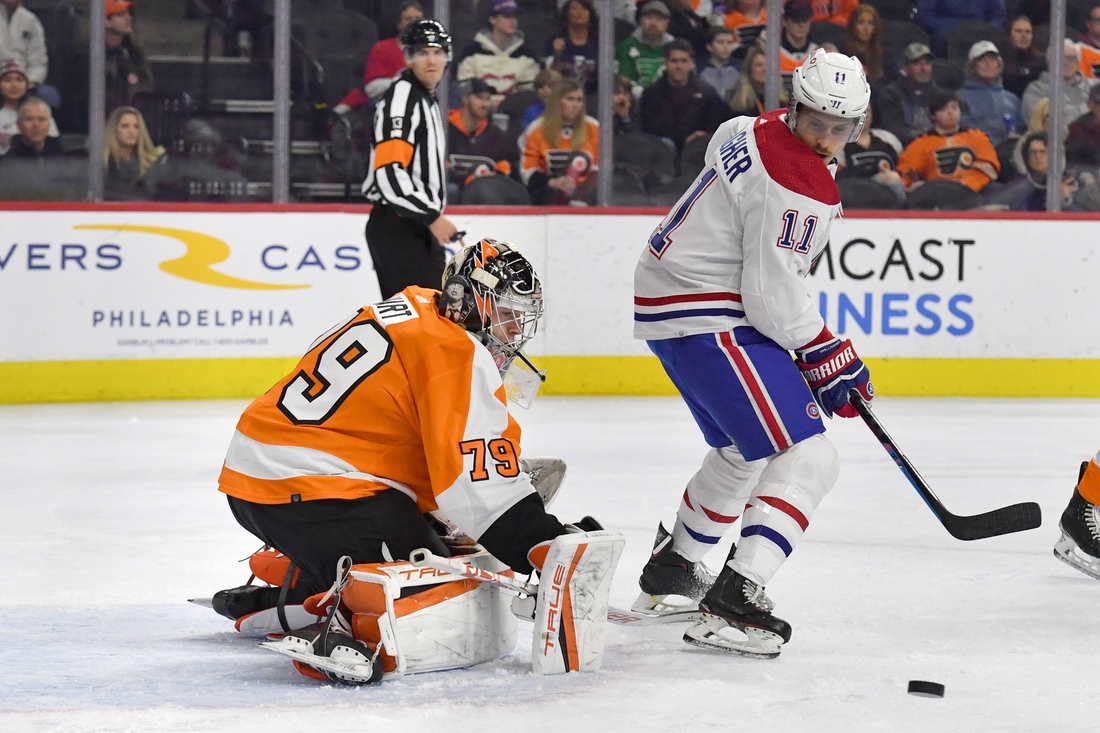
[907,680,945,698]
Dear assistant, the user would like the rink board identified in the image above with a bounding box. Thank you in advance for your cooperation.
[0,205,1098,403]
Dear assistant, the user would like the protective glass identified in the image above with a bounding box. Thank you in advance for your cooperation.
[794,108,864,152]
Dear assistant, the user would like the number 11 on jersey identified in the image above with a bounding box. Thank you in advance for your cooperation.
[776,210,818,254]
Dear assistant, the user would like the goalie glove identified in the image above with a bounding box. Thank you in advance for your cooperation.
[795,327,873,419]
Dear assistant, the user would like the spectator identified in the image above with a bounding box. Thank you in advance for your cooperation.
[613,73,642,133]
[334,1,423,116]
[896,89,999,192]
[455,0,541,99]
[522,69,562,128]
[0,57,56,155]
[1026,96,1048,133]
[724,0,767,54]
[546,0,600,93]
[836,105,905,189]
[1083,2,1100,49]
[0,0,56,108]
[958,40,1021,145]
[840,5,888,84]
[916,0,1006,57]
[1002,15,1045,98]
[446,78,515,199]
[4,96,60,157]
[875,42,943,146]
[779,0,821,77]
[641,39,732,151]
[726,41,788,117]
[997,132,1080,211]
[698,26,741,100]
[1013,0,1049,28]
[666,0,709,60]
[520,79,599,204]
[1066,83,1100,167]
[616,1,674,90]
[556,0,639,22]
[103,0,153,114]
[104,105,166,199]
[1023,41,1098,136]
[811,0,858,26]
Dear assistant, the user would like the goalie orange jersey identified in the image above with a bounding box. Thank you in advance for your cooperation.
[218,287,536,540]
[895,128,999,192]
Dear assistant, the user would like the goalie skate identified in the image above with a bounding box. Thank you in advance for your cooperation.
[262,627,384,685]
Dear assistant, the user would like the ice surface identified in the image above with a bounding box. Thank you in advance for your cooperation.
[2,396,1098,732]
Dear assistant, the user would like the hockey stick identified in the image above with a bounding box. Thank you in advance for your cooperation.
[847,389,1042,540]
[408,549,538,596]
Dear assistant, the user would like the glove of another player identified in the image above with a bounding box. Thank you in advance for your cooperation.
[795,327,873,419]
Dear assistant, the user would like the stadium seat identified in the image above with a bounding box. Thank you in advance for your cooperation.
[946,22,1007,68]
[810,21,845,49]
[459,174,532,205]
[837,178,901,209]
[994,136,1019,183]
[880,21,929,64]
[132,91,194,154]
[606,164,650,206]
[907,179,981,210]
[648,174,695,207]
[866,0,914,22]
[679,134,710,179]
[613,132,677,188]
[931,59,964,91]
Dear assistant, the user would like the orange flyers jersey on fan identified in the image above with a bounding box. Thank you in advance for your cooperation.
[520,116,600,185]
[218,287,536,540]
[896,129,999,192]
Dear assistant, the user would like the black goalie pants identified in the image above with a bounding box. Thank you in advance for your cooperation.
[364,203,447,299]
[227,490,449,595]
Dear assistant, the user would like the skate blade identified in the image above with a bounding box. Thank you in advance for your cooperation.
[260,637,382,685]
[615,593,702,625]
[1054,534,1100,581]
[682,615,783,659]
[187,597,213,609]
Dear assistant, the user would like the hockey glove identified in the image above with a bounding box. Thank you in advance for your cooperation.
[795,327,873,419]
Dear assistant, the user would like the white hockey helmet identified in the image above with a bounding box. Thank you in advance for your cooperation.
[789,48,871,143]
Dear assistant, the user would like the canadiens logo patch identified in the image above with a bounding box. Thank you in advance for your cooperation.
[807,403,821,419]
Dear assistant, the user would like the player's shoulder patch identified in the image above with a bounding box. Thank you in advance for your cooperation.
[753,111,841,206]
[371,293,419,327]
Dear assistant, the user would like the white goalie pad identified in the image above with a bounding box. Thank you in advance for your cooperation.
[531,530,626,675]
[347,550,518,678]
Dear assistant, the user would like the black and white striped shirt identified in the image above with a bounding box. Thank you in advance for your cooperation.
[362,70,447,223]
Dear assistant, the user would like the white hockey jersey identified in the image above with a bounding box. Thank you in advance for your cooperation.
[634,110,841,351]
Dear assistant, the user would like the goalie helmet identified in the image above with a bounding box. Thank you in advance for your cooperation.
[401,19,453,62]
[789,48,870,143]
[439,239,543,373]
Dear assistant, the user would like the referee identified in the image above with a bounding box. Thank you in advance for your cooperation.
[362,19,459,299]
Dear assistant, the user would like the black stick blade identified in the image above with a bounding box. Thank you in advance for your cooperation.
[944,502,1042,541]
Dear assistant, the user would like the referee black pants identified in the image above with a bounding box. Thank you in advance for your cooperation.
[364,204,447,299]
[228,490,449,595]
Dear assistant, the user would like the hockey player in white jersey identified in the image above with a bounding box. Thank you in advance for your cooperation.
[632,49,874,658]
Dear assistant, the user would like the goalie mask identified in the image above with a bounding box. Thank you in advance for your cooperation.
[439,239,545,406]
[789,49,870,149]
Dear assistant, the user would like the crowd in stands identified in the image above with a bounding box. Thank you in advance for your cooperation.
[5,0,1100,210]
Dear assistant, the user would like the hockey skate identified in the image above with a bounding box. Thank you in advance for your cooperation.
[683,565,792,659]
[263,623,385,685]
[1053,462,1100,581]
[628,523,717,624]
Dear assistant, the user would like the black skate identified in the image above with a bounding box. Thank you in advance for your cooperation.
[630,523,719,623]
[683,565,792,659]
[1054,462,1100,581]
[262,624,385,685]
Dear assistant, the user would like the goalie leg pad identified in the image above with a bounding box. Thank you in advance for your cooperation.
[531,530,626,675]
